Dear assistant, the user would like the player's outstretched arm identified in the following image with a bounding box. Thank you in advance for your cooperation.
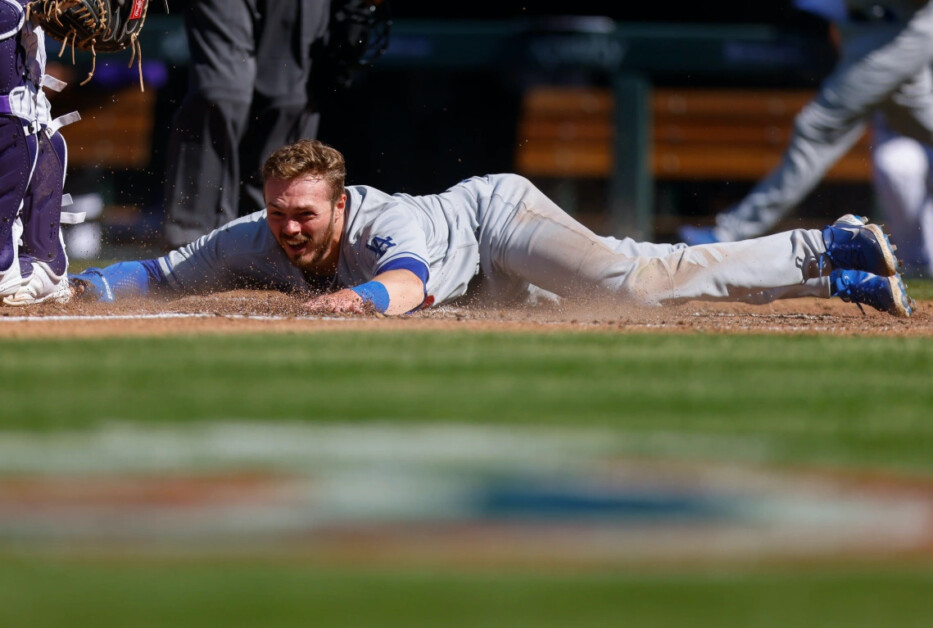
[69,260,166,302]
[303,269,425,316]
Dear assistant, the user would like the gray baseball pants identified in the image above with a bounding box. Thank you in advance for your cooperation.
[474,175,828,307]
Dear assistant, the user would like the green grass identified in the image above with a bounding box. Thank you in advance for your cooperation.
[907,277,933,300]
[1,561,932,628]
[2,331,931,470]
[2,329,933,626]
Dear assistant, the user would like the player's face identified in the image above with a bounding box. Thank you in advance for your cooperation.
[265,176,347,274]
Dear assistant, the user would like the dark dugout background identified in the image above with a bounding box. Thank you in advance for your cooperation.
[315,1,832,196]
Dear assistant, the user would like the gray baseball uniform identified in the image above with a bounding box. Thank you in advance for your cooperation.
[158,174,830,308]
[712,0,933,241]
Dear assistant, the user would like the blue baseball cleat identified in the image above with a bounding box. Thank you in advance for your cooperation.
[822,215,899,277]
[678,225,720,246]
[829,269,915,318]
[832,214,868,226]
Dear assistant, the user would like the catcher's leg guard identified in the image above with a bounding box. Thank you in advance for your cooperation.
[5,129,70,305]
[0,116,36,296]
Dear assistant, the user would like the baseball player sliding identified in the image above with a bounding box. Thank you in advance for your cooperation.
[70,139,916,317]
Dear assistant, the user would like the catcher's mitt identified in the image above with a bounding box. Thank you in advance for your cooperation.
[27,0,153,87]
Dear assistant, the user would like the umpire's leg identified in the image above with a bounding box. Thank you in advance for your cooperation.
[237,0,330,216]
[163,0,257,249]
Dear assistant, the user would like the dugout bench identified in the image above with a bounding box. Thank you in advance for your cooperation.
[51,86,158,170]
[515,85,874,241]
[364,17,843,242]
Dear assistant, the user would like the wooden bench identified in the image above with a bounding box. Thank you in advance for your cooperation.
[515,86,873,183]
[48,86,157,170]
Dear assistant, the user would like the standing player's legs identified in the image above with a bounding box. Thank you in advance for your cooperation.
[237,100,320,216]
[0,117,35,296]
[162,0,257,248]
[237,0,329,216]
[713,6,933,241]
[921,176,933,276]
[712,102,867,241]
[872,121,933,277]
[476,174,828,307]
[5,129,71,305]
[0,0,32,296]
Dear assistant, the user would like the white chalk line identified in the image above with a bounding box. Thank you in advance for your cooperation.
[0,313,350,323]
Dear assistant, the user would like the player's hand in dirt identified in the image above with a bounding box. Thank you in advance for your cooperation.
[303,289,374,315]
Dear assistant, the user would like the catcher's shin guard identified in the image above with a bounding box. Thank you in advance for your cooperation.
[0,116,37,296]
[5,129,70,305]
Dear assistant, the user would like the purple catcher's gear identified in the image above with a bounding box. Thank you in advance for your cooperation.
[4,129,72,305]
[19,130,67,277]
[0,1,32,296]
[0,119,33,276]
[1,0,82,305]
[0,1,26,90]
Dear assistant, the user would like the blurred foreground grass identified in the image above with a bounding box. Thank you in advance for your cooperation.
[1,561,932,628]
[2,329,932,627]
[1,331,931,471]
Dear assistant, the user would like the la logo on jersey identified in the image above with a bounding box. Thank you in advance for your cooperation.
[366,236,396,258]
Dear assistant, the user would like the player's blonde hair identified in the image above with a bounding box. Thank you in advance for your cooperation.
[262,139,347,204]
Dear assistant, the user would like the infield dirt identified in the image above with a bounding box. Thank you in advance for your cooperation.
[0,290,928,338]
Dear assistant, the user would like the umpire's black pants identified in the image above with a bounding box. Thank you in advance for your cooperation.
[163,0,330,248]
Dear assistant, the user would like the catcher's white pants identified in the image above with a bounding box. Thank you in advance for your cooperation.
[471,174,828,307]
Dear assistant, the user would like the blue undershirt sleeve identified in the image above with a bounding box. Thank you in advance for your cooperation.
[69,259,168,303]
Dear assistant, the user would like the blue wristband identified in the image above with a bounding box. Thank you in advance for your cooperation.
[350,281,390,313]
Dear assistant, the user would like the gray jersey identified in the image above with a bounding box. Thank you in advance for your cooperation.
[157,182,486,306]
